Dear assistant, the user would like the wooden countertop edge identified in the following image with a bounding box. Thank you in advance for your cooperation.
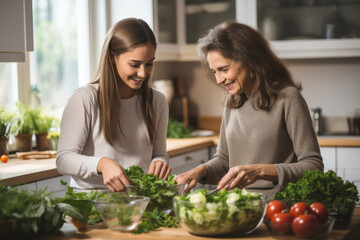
[2,168,61,186]
[317,138,360,147]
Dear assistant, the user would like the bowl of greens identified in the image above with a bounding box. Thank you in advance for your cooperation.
[173,188,267,236]
[125,166,186,213]
[92,193,150,231]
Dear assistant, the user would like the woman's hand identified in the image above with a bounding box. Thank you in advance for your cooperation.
[97,157,130,192]
[176,165,208,193]
[148,160,171,180]
[218,164,278,190]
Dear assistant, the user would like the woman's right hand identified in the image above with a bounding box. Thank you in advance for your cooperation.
[176,165,208,193]
[97,157,130,192]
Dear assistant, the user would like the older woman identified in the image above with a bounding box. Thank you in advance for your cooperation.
[176,21,323,200]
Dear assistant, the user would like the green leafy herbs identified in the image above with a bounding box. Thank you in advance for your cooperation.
[124,166,181,234]
[132,209,178,234]
[167,117,194,138]
[0,181,85,235]
[125,166,180,212]
[56,180,106,224]
[275,170,359,217]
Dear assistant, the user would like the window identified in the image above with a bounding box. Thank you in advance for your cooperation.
[0,63,18,107]
[29,0,90,117]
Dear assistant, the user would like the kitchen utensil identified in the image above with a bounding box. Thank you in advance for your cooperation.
[152,79,174,106]
[92,193,150,231]
[170,77,189,127]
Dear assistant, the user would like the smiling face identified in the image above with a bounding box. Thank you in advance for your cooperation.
[113,43,156,98]
[207,50,252,96]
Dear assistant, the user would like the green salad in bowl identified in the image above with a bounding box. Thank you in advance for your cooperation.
[174,188,267,236]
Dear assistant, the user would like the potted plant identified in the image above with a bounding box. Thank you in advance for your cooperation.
[47,131,60,151]
[0,107,14,156]
[32,107,56,151]
[12,103,35,152]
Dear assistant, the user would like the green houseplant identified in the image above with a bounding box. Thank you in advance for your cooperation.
[12,103,35,152]
[32,107,56,151]
[0,107,15,155]
[47,131,60,151]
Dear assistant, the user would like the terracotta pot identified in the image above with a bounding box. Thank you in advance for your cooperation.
[0,137,9,156]
[36,133,50,151]
[15,134,33,152]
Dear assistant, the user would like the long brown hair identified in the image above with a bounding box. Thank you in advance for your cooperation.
[197,21,302,111]
[91,18,157,145]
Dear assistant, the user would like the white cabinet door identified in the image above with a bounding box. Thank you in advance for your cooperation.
[0,0,33,62]
[337,147,360,198]
[320,147,336,173]
[37,175,70,198]
[17,182,37,192]
[170,148,208,190]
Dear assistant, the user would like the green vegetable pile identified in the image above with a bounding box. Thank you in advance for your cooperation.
[174,188,265,236]
[125,166,181,212]
[167,117,194,138]
[0,181,85,237]
[275,170,359,218]
[59,180,107,224]
[124,166,181,234]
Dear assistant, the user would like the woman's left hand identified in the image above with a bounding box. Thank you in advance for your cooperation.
[218,165,260,190]
[148,160,171,180]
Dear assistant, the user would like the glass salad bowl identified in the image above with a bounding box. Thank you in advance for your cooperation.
[92,193,150,231]
[126,182,186,214]
[173,188,267,236]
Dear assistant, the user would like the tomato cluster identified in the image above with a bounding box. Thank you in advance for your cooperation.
[266,200,329,238]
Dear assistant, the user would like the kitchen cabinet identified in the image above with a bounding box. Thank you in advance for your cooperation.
[155,0,360,61]
[320,147,337,172]
[238,0,360,59]
[320,146,360,197]
[169,147,208,190]
[337,147,360,198]
[16,175,70,198]
[0,0,34,62]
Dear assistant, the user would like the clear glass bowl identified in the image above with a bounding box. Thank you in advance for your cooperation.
[126,182,186,214]
[92,193,150,231]
[173,193,267,236]
[264,216,335,239]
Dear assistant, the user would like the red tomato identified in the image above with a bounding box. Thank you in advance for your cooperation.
[292,213,320,238]
[310,202,329,223]
[290,202,311,218]
[266,200,287,220]
[271,212,294,234]
[0,155,9,163]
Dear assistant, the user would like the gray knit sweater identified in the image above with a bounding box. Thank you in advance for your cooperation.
[56,84,169,190]
[200,86,323,200]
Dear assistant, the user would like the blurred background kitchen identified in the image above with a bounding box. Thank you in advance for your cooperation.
[1,0,359,134]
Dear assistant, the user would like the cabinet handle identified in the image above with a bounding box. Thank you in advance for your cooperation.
[185,156,193,161]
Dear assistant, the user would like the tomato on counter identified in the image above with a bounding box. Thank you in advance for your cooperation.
[271,212,294,233]
[310,202,329,223]
[292,213,320,238]
[290,202,311,218]
[0,155,9,163]
[266,200,287,220]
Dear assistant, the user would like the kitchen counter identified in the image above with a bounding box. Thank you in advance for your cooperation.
[35,207,360,240]
[1,136,360,186]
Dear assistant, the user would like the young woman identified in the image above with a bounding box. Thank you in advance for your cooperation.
[56,18,171,192]
[176,21,323,200]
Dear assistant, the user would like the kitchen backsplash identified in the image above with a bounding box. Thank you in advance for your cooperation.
[153,58,360,135]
